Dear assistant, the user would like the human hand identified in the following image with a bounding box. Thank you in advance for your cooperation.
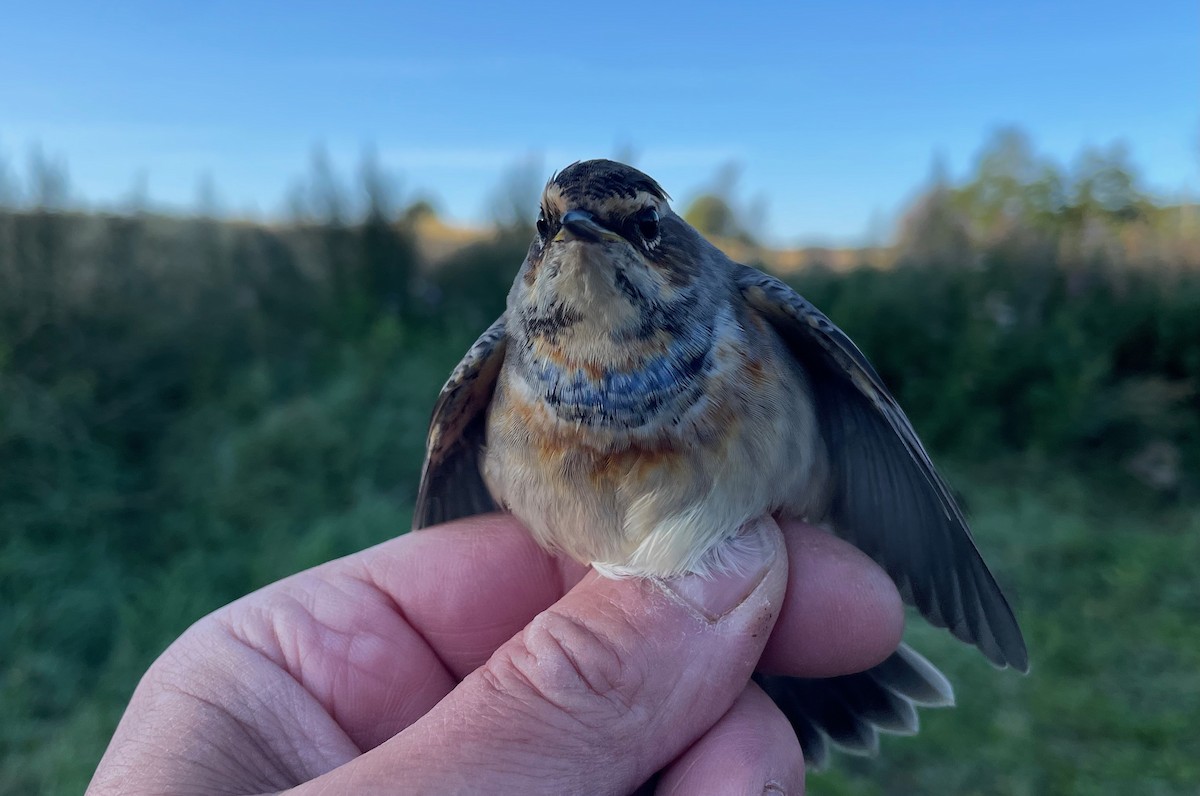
[88,514,902,795]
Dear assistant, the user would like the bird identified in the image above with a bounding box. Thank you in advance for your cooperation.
[413,158,1028,768]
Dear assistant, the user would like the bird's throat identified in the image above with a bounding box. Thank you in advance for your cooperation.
[515,325,713,429]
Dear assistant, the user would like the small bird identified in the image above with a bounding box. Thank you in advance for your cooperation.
[414,159,1027,767]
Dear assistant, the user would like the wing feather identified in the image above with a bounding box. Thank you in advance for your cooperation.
[736,267,1027,671]
[412,315,507,530]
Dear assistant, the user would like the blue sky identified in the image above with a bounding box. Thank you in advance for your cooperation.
[2,1,1196,243]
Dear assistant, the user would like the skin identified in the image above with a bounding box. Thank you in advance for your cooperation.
[88,515,903,795]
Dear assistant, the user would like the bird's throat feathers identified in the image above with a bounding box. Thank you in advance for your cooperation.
[507,207,731,430]
[509,295,727,429]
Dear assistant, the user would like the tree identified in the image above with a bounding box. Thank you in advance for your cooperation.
[895,183,973,268]
[684,193,740,238]
[195,173,221,220]
[358,149,414,316]
[287,146,348,225]
[0,146,18,207]
[403,198,438,224]
[359,146,398,223]
[28,145,70,210]
[1072,143,1143,221]
[682,162,757,244]
[954,127,1048,239]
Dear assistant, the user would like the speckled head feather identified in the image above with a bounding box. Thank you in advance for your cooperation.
[532,160,703,293]
[549,159,670,203]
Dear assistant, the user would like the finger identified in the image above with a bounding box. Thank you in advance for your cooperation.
[295,517,790,796]
[221,514,901,754]
[90,515,903,792]
[656,682,804,796]
[760,520,905,677]
[87,517,591,794]
[362,513,589,678]
[216,514,586,752]
[358,516,901,679]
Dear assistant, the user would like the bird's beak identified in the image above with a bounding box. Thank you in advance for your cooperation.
[555,209,623,244]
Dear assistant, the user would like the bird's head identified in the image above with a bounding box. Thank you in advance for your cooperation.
[509,159,719,343]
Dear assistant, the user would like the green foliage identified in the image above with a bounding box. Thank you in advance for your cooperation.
[0,181,493,791]
[425,228,528,328]
[1,135,1198,792]
[897,128,1194,272]
[682,162,762,245]
[684,193,742,238]
[789,261,1200,477]
[816,460,1200,796]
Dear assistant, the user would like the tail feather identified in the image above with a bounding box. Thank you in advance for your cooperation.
[869,643,955,706]
[753,642,952,769]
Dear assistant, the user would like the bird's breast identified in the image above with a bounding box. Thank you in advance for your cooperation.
[483,305,830,576]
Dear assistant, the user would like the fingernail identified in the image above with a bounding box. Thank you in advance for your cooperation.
[660,517,778,621]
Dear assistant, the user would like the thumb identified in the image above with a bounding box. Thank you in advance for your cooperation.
[301,516,788,795]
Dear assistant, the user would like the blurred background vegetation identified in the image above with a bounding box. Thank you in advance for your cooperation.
[2,128,1199,794]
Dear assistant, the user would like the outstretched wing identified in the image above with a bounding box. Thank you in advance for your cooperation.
[412,314,508,530]
[736,267,1028,672]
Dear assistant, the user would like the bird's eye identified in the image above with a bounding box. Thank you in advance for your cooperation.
[635,207,660,241]
[536,209,551,240]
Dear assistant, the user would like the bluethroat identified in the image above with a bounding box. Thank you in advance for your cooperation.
[414,159,1027,767]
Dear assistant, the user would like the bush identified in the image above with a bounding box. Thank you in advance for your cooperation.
[789,259,1200,484]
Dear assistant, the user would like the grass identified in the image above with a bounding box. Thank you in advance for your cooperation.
[1,317,473,793]
[817,460,1200,795]
[0,199,1196,793]
[4,349,1197,794]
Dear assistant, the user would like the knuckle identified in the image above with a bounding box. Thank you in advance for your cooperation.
[482,608,650,729]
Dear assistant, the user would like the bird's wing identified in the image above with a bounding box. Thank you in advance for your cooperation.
[736,267,1028,671]
[412,314,508,530]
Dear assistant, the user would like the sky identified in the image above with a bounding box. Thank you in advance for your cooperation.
[2,0,1197,244]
